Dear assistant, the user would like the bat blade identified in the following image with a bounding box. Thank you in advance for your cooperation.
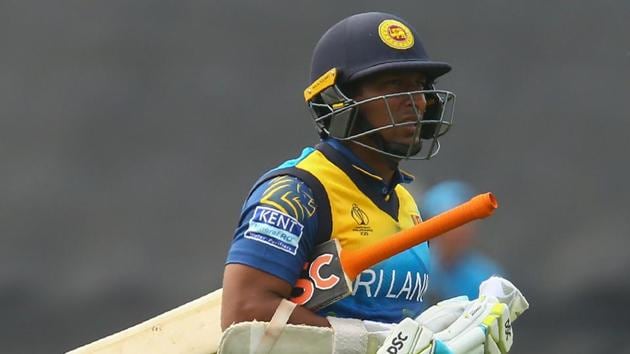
[66,289,223,354]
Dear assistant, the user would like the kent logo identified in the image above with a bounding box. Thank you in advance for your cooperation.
[254,207,301,233]
[245,206,304,255]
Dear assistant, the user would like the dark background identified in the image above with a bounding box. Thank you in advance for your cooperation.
[2,1,629,353]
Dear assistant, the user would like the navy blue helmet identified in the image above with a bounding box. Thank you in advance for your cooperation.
[304,12,456,160]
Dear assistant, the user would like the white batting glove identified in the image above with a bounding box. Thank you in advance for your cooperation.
[376,276,529,354]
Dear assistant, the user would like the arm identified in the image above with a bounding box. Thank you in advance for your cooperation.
[222,175,329,330]
[221,264,330,330]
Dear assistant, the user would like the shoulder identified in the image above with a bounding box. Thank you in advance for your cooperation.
[395,184,415,200]
[228,175,322,286]
[395,184,419,208]
[249,175,317,221]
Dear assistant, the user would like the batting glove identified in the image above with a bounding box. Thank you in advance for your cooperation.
[376,276,529,354]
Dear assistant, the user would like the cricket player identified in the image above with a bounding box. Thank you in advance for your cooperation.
[221,12,527,354]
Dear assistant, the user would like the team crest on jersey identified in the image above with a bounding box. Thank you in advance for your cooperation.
[351,204,373,236]
[378,19,414,50]
[245,206,304,255]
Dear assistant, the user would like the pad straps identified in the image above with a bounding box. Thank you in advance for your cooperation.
[327,317,369,354]
[253,299,298,354]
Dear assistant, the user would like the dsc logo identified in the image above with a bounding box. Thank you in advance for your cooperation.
[385,331,409,354]
[290,253,340,305]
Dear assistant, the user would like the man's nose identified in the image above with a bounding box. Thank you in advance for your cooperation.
[407,92,427,115]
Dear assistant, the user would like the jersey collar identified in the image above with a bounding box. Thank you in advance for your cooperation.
[322,138,415,192]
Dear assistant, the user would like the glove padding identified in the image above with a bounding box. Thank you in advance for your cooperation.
[377,276,529,354]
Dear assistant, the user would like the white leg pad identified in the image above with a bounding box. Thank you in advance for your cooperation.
[219,322,333,354]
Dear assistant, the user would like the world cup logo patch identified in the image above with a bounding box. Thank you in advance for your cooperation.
[378,19,414,50]
[351,204,373,236]
[351,204,369,225]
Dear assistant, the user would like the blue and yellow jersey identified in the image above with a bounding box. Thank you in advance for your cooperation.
[226,139,431,322]
[227,173,320,284]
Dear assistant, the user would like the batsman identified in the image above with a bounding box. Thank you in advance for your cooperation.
[221,12,528,354]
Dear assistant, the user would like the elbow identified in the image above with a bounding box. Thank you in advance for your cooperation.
[221,293,281,331]
[221,263,294,331]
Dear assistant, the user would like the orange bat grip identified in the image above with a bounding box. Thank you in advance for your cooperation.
[340,192,498,280]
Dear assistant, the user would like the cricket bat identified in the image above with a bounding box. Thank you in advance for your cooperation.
[290,192,498,310]
[67,289,224,354]
[67,192,497,354]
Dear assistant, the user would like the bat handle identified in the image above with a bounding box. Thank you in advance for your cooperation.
[341,193,498,280]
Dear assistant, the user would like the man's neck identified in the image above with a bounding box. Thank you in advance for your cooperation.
[343,141,399,185]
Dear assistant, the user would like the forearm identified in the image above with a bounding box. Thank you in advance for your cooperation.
[287,301,331,327]
[221,289,330,329]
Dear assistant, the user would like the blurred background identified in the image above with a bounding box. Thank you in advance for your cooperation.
[1,1,629,353]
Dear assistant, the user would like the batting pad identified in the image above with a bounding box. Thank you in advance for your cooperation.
[218,321,388,354]
[219,322,332,354]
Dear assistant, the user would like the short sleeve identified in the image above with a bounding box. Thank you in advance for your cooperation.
[226,175,319,285]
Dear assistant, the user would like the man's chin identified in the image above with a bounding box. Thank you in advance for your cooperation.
[384,141,422,157]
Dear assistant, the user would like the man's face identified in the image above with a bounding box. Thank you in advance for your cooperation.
[351,71,428,155]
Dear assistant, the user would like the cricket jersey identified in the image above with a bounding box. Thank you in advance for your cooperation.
[226,139,431,323]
